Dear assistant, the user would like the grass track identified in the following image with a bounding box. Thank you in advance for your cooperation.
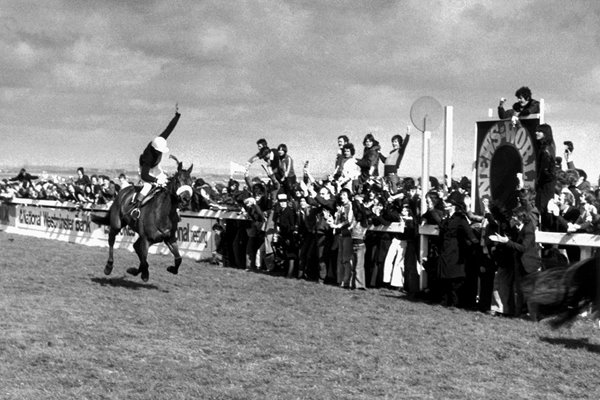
[1,230,600,399]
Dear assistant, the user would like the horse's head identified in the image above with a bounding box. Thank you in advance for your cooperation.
[168,155,194,206]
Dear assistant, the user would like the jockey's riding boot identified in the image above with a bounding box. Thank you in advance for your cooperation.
[130,192,145,219]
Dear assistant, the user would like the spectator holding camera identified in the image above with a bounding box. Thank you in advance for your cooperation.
[562,140,591,193]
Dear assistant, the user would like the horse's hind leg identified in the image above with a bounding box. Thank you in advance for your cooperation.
[164,240,183,275]
[104,228,118,275]
[127,237,150,282]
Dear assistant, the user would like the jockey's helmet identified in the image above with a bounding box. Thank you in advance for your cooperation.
[151,137,169,153]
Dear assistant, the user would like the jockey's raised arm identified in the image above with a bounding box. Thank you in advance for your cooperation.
[158,106,181,140]
[131,106,181,218]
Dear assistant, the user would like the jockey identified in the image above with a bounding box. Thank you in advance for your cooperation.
[130,105,181,218]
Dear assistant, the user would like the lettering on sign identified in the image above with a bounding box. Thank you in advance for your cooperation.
[17,207,92,233]
[477,120,536,202]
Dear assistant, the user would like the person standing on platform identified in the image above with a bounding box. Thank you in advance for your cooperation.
[498,86,540,125]
[333,135,350,180]
[276,143,296,194]
[534,123,557,229]
[379,127,410,194]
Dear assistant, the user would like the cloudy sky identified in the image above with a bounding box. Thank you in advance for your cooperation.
[1,0,599,180]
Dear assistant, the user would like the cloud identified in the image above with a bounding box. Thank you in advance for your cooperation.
[1,0,599,178]
[52,38,167,90]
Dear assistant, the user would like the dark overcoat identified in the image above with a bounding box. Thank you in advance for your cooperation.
[438,211,478,279]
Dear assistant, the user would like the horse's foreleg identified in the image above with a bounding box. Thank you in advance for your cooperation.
[165,240,183,275]
[104,228,117,275]
[127,237,150,282]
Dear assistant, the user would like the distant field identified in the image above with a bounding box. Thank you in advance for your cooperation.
[1,230,600,399]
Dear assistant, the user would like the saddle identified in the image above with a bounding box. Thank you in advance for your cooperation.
[132,185,165,208]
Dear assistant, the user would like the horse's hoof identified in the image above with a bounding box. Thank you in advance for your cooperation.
[104,263,114,276]
[126,267,140,276]
[141,270,149,282]
[167,266,179,275]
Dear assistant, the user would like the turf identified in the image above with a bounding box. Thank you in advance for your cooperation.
[1,231,600,399]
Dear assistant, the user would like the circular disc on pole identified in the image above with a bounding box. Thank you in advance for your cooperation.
[410,96,443,132]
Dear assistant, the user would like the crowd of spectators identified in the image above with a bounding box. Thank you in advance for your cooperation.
[206,124,600,320]
[0,167,126,205]
[3,93,599,319]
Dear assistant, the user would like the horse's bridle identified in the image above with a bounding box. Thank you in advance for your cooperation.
[176,184,193,199]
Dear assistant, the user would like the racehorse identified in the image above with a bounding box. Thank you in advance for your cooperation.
[91,156,194,282]
[523,255,599,328]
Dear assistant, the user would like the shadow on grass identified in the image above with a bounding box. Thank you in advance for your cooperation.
[91,276,163,291]
[539,336,600,354]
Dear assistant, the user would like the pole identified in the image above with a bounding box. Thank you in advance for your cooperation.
[419,118,431,293]
[444,106,453,194]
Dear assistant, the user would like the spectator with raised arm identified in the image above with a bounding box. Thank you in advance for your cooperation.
[380,127,411,193]
[9,168,38,186]
[498,86,540,125]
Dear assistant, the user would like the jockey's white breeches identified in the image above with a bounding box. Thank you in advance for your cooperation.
[139,166,167,197]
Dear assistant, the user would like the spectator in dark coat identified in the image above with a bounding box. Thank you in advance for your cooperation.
[437,191,479,307]
[498,86,540,120]
[490,207,542,317]
[75,167,91,187]
[534,124,556,229]
[9,168,38,185]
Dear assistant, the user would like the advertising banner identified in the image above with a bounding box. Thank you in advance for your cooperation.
[474,118,540,213]
[7,203,215,261]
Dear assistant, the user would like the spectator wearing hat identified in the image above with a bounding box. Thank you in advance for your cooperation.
[402,177,421,220]
[498,86,540,123]
[307,183,337,284]
[437,191,479,307]
[575,169,591,193]
[296,195,318,280]
[274,193,300,278]
[421,190,445,302]
[380,194,404,288]
[240,194,265,271]
[190,178,213,211]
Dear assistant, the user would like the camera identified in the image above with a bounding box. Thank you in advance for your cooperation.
[563,141,574,153]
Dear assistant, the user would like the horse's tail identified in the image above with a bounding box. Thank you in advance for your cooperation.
[549,256,598,329]
[90,212,111,226]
